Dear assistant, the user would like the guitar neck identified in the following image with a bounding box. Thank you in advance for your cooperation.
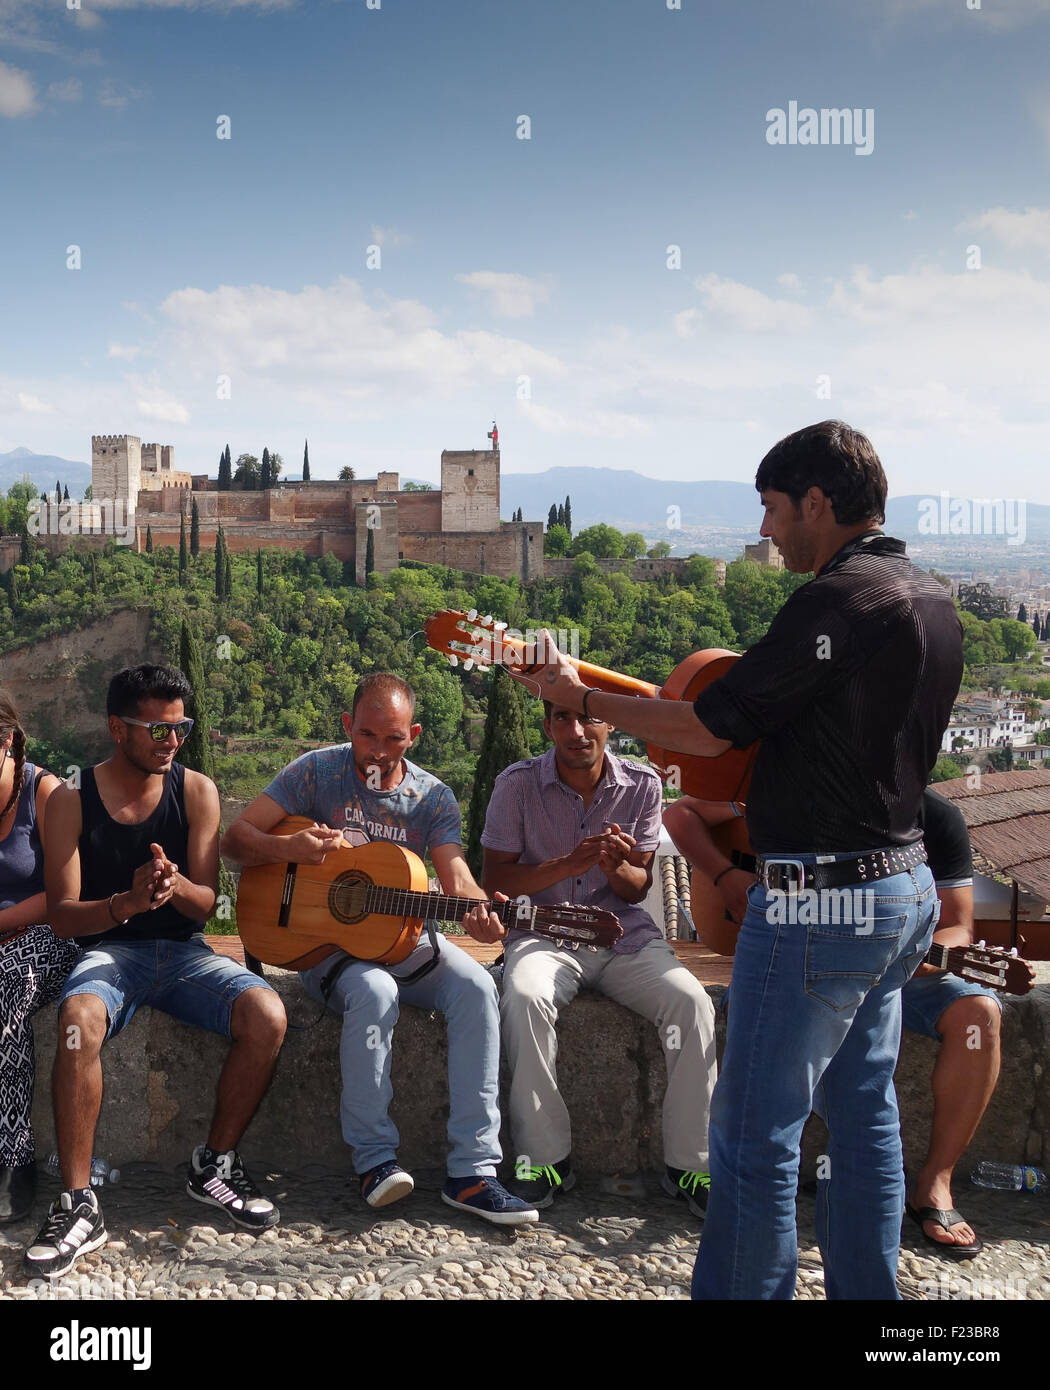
[363,884,521,928]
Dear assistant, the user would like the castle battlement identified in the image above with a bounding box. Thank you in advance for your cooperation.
[92,434,141,445]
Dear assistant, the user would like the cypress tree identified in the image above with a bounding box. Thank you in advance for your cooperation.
[465,667,531,878]
[557,504,565,529]
[1018,602,1028,624]
[145,524,154,554]
[19,526,30,565]
[215,525,225,599]
[218,446,232,490]
[7,566,20,613]
[90,552,98,592]
[190,498,200,557]
[63,485,70,501]
[303,440,310,482]
[261,448,271,491]
[55,479,61,503]
[564,495,572,534]
[224,551,233,600]
[365,526,375,577]
[256,547,264,595]
[176,618,215,779]
[179,513,188,583]
[547,504,558,530]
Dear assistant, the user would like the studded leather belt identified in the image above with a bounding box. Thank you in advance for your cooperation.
[754,841,928,893]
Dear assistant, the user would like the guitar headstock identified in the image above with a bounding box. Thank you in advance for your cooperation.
[528,905,623,948]
[424,609,519,673]
[949,942,1037,996]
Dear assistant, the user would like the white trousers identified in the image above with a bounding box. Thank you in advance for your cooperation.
[500,935,717,1171]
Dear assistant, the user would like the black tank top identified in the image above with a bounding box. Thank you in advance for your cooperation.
[77,761,204,943]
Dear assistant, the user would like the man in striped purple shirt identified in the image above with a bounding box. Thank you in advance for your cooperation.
[482,701,717,1216]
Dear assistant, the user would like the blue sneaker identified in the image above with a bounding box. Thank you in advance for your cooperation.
[360,1160,414,1208]
[441,1176,539,1226]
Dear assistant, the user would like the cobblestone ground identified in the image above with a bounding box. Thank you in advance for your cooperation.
[1,1162,1047,1301]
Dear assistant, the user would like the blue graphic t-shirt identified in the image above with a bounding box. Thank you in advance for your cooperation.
[262,744,462,862]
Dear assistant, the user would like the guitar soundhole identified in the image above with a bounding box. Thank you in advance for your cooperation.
[329,871,371,924]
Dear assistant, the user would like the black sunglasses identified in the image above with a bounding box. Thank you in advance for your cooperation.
[121,717,194,742]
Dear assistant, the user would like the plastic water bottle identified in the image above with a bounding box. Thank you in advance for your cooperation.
[970,1161,1047,1193]
[44,1153,121,1186]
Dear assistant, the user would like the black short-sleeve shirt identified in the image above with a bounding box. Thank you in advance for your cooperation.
[920,789,973,887]
[694,532,963,852]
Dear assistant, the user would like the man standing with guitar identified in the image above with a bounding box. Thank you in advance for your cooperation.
[665,786,1034,1262]
[516,421,963,1299]
[222,672,538,1226]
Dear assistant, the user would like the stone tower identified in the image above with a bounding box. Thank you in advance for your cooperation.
[440,448,499,532]
[92,435,142,511]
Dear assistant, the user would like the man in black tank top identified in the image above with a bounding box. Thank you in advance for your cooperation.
[23,666,287,1281]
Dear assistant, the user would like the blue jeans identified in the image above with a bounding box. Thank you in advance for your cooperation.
[692,859,938,1301]
[300,933,502,1177]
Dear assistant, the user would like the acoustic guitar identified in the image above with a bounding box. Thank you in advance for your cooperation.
[236,817,623,969]
[424,609,759,802]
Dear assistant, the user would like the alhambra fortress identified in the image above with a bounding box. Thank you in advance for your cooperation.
[91,434,545,585]
[0,431,781,583]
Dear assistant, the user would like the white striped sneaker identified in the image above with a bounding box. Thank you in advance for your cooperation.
[186,1147,279,1229]
[24,1189,107,1279]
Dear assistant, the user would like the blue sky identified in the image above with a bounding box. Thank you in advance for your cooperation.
[2,0,1049,503]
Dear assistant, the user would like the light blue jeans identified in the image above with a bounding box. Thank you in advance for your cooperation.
[300,933,502,1177]
[692,858,938,1301]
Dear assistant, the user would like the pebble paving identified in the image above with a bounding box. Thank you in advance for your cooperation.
[1,1162,1047,1301]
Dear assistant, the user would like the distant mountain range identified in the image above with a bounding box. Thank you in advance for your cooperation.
[501,467,1050,551]
[0,447,90,495]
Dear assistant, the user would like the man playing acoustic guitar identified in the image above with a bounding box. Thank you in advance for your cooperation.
[665,786,1032,1261]
[515,421,964,1300]
[222,672,538,1226]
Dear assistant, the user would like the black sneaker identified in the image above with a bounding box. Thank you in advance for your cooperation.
[23,1188,107,1279]
[661,1166,710,1220]
[360,1160,414,1208]
[186,1146,279,1229]
[507,1157,575,1210]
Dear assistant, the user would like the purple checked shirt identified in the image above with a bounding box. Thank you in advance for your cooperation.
[480,747,663,954]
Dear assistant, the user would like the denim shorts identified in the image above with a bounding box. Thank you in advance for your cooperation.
[60,935,274,1040]
[901,970,1003,1042]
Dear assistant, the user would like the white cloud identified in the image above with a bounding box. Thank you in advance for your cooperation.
[47,78,83,103]
[107,342,143,360]
[17,392,54,414]
[828,262,1050,324]
[517,400,647,440]
[776,272,803,293]
[75,8,104,27]
[0,58,38,118]
[673,308,698,338]
[901,210,918,221]
[692,274,813,333]
[157,277,565,392]
[456,271,552,319]
[962,206,1050,253]
[136,393,190,425]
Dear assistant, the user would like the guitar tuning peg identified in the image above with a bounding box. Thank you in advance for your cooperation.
[447,654,459,667]
[494,621,508,631]
[463,658,475,671]
[467,608,478,621]
[482,614,493,626]
[977,939,986,949]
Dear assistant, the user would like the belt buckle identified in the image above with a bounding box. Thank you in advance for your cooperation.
[761,858,807,892]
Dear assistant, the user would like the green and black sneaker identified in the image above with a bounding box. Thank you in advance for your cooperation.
[507,1157,575,1210]
[662,1167,710,1220]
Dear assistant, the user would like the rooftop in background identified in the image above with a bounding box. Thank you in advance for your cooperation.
[932,769,1050,903]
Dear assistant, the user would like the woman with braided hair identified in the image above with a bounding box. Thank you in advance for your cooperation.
[0,688,78,1223]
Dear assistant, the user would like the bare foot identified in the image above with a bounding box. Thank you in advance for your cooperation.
[909,1179,977,1246]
